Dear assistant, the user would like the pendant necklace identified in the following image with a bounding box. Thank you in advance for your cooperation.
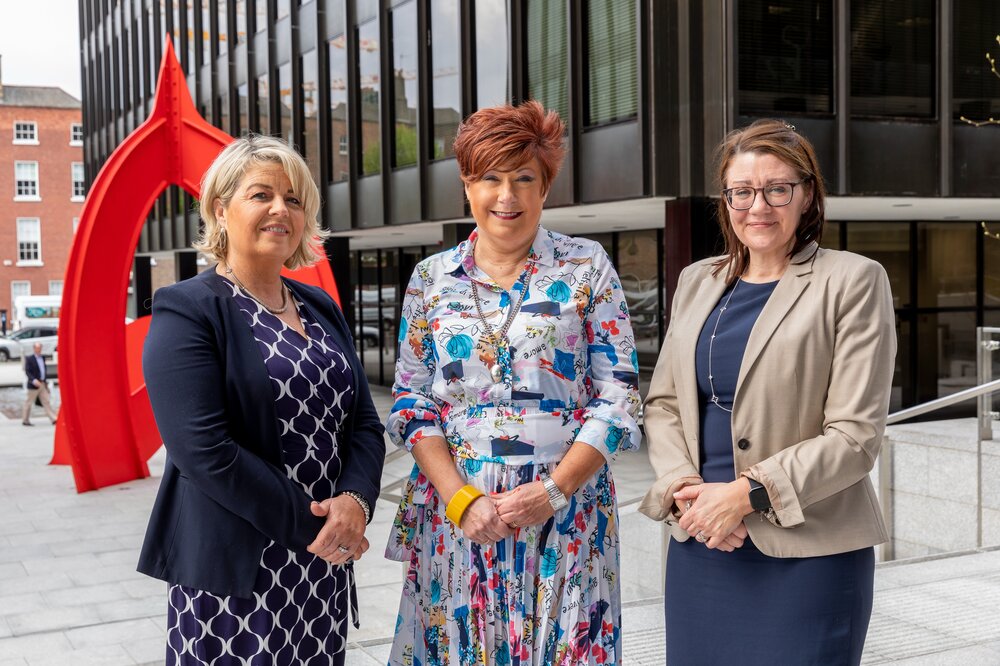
[470,264,534,383]
[224,263,290,315]
[707,278,740,413]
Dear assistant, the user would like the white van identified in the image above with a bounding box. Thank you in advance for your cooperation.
[13,295,62,331]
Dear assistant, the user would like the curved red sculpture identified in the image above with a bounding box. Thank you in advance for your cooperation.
[53,38,342,492]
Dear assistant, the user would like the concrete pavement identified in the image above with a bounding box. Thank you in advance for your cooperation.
[0,385,998,664]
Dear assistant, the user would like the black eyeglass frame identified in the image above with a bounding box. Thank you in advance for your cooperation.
[721,179,809,210]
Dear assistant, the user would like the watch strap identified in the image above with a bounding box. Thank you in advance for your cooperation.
[542,476,568,512]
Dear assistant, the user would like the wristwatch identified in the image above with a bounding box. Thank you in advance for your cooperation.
[541,476,569,512]
[747,478,771,512]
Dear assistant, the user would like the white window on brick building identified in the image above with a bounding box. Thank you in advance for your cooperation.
[11,281,31,311]
[14,161,40,199]
[71,163,85,201]
[72,216,80,233]
[13,121,38,143]
[70,123,83,144]
[48,280,64,296]
[16,218,41,264]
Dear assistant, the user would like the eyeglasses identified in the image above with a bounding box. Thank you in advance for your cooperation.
[722,180,806,210]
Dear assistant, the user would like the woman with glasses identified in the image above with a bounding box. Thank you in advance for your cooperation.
[638,119,895,665]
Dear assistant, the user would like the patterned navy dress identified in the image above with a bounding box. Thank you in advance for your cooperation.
[166,281,356,665]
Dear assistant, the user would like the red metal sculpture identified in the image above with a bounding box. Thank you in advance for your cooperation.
[53,38,342,492]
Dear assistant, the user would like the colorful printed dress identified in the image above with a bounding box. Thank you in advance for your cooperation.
[166,283,357,665]
[385,226,641,665]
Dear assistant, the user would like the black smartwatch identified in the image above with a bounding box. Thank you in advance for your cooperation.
[747,478,771,512]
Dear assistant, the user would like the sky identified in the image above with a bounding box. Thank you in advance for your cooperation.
[1,0,82,99]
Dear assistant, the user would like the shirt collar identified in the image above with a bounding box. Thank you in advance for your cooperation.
[442,224,556,275]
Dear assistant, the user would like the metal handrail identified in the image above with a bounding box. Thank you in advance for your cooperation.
[886,378,1000,425]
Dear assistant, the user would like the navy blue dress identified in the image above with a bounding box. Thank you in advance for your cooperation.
[166,283,356,665]
[664,279,874,666]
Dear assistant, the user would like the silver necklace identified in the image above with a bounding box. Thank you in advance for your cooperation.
[224,264,290,315]
[470,265,534,383]
[707,278,740,413]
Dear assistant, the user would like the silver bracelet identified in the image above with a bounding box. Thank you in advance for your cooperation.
[338,491,371,524]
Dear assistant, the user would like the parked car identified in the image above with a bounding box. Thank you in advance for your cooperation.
[0,326,59,362]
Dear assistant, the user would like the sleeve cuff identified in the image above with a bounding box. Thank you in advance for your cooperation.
[404,420,445,451]
[748,457,804,528]
[575,418,629,462]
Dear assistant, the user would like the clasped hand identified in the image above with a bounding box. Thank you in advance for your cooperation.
[306,496,369,565]
[492,481,554,530]
[674,481,750,552]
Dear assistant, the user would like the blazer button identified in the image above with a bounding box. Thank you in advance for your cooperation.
[737,438,751,450]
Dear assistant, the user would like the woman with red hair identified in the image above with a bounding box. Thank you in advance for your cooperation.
[385,101,641,665]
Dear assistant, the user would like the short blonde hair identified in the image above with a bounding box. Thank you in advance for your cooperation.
[194,134,328,270]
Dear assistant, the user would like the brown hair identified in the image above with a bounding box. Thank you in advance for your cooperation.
[452,100,565,194]
[712,119,826,281]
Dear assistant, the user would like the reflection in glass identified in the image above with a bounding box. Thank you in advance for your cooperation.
[846,222,910,309]
[255,0,266,33]
[851,0,935,118]
[187,0,196,70]
[279,60,293,146]
[585,0,637,126]
[237,82,249,135]
[527,0,568,121]
[737,0,833,115]
[475,0,509,108]
[916,222,976,308]
[392,1,418,168]
[218,0,228,55]
[235,0,246,44]
[218,91,229,132]
[201,0,210,62]
[302,49,320,184]
[276,0,289,21]
[916,311,978,403]
[615,230,661,389]
[257,72,270,134]
[953,2,1000,120]
[820,221,841,250]
[329,28,349,182]
[431,0,461,158]
[358,16,381,176]
[987,226,1000,307]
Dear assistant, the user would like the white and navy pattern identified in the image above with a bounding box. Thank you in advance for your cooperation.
[166,281,355,666]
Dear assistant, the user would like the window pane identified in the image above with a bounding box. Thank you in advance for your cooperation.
[302,49,320,184]
[585,0,637,126]
[916,311,978,402]
[475,0,509,107]
[820,221,841,250]
[237,82,249,135]
[392,0,418,168]
[276,0,289,21]
[218,0,228,54]
[218,91,230,133]
[187,0,196,71]
[255,0,266,32]
[279,60,293,146]
[916,222,976,308]
[851,0,935,118]
[737,0,833,115]
[430,0,460,159]
[527,0,568,121]
[987,223,1000,308]
[329,27,349,182]
[235,0,246,44]
[201,0,210,63]
[257,71,270,134]
[48,281,64,296]
[845,222,910,309]
[615,229,661,387]
[358,15,381,176]
[953,1,1000,121]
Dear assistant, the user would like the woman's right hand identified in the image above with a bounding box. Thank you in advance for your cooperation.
[458,495,513,545]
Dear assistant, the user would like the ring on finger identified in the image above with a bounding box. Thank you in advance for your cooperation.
[685,500,692,511]
[337,545,351,554]
[695,531,708,543]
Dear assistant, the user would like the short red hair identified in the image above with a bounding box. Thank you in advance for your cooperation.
[453,100,566,193]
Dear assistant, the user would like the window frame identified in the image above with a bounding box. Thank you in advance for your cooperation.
[15,217,42,266]
[13,121,39,144]
[70,123,84,145]
[14,161,40,201]
[71,163,86,201]
[11,281,32,311]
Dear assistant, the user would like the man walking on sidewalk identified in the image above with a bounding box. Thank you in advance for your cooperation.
[22,343,57,426]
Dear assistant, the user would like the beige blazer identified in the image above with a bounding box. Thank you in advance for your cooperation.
[638,244,896,557]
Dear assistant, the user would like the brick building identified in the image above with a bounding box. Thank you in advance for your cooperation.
[0,73,83,332]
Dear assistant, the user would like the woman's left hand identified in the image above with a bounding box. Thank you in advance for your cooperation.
[675,480,752,550]
[492,482,556,529]
[306,496,367,565]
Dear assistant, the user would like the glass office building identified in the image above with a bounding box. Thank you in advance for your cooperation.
[79,0,1000,410]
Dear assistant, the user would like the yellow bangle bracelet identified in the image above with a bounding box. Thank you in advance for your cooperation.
[445,485,484,526]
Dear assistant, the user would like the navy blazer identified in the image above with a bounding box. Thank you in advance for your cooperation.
[24,354,45,389]
[137,269,385,597]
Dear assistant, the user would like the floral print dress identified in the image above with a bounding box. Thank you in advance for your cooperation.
[385,226,641,665]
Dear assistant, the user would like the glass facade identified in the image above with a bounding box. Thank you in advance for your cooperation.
[474,0,509,107]
[430,0,460,158]
[391,0,418,169]
[358,10,381,176]
[953,1,1000,121]
[526,0,568,121]
[585,0,638,127]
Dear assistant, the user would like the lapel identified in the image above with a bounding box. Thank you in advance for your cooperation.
[676,265,729,442]
[734,243,817,401]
